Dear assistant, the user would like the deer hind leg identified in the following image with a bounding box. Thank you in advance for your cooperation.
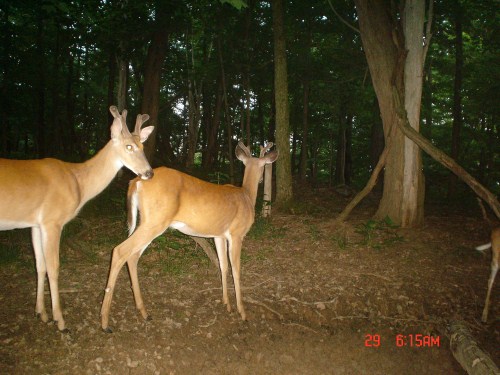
[127,249,150,321]
[40,224,66,331]
[32,227,48,324]
[214,237,230,313]
[101,224,164,332]
[228,236,246,320]
[482,251,498,323]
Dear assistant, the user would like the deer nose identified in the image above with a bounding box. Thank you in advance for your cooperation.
[144,169,154,180]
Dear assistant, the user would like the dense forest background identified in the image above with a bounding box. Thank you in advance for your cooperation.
[0,0,498,207]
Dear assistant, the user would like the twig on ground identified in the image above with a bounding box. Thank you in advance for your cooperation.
[245,296,284,320]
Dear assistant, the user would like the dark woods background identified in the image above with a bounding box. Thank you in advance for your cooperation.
[0,0,498,201]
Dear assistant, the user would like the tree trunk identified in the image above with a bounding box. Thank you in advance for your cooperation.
[36,12,46,158]
[107,49,116,140]
[448,1,463,199]
[141,28,169,164]
[299,78,310,182]
[217,37,235,184]
[116,45,128,112]
[401,0,426,226]
[1,3,11,157]
[354,0,426,227]
[272,0,293,205]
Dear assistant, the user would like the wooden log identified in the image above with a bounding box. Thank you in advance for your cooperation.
[449,320,500,375]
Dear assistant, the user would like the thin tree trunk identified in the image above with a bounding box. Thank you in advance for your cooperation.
[272,0,293,204]
[116,45,128,112]
[299,78,310,182]
[141,28,169,164]
[107,49,116,139]
[36,12,46,158]
[217,37,234,184]
[448,1,463,199]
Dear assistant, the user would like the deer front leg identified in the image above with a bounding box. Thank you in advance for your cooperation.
[214,237,230,313]
[228,236,246,320]
[32,227,48,324]
[127,250,150,321]
[42,224,67,332]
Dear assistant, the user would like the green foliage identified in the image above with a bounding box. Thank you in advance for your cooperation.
[150,231,209,276]
[219,0,248,10]
[355,217,404,250]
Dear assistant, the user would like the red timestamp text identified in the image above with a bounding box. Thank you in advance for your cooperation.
[395,334,440,348]
[364,333,441,348]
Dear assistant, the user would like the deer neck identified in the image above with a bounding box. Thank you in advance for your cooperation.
[72,141,121,206]
[241,166,262,208]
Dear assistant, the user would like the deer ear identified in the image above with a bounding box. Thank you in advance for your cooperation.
[110,118,123,141]
[139,126,154,143]
[235,143,250,163]
[265,150,279,164]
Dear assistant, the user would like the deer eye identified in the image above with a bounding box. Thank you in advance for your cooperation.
[126,144,133,152]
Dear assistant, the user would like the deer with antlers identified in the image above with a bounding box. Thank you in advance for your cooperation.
[100,142,278,332]
[0,106,154,331]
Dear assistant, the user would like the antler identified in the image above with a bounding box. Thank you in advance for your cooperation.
[109,106,131,135]
[134,114,150,135]
[259,142,274,158]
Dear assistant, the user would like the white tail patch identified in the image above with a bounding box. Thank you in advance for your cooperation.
[128,181,140,236]
[476,243,492,252]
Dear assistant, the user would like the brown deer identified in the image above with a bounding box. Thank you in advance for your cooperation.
[100,142,278,332]
[0,106,154,331]
[476,227,500,322]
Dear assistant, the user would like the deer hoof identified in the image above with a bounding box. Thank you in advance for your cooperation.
[102,327,114,334]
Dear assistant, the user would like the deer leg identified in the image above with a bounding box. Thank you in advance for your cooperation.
[228,236,246,320]
[32,227,48,323]
[127,249,150,321]
[482,260,498,323]
[214,237,230,312]
[42,224,66,331]
[101,225,163,332]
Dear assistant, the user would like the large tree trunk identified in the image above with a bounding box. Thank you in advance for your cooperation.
[141,28,169,164]
[354,0,426,227]
[401,0,426,226]
[272,0,293,205]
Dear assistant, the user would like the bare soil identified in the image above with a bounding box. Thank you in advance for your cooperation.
[0,182,498,374]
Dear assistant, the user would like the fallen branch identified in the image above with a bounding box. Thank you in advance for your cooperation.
[449,320,500,375]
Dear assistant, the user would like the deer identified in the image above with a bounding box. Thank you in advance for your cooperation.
[100,142,278,332]
[476,227,500,323]
[0,106,154,332]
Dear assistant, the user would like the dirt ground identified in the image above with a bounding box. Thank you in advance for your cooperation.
[0,180,498,375]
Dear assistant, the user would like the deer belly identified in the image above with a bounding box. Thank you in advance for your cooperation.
[170,221,216,238]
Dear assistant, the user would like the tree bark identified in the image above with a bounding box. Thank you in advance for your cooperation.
[272,0,293,205]
[401,0,426,226]
[448,1,463,199]
[354,0,425,227]
[141,28,169,164]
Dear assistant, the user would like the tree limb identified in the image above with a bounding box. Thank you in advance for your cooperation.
[391,88,500,219]
[326,0,360,34]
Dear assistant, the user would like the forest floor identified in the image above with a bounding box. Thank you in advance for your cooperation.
[0,177,498,375]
